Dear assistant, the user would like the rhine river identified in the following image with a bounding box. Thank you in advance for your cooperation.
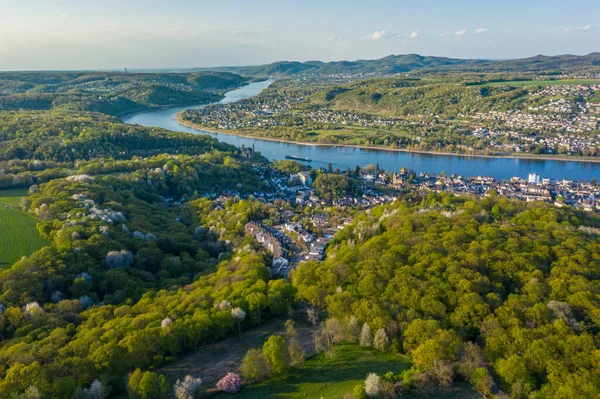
[123,80,600,181]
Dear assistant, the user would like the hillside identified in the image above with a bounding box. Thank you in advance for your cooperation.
[201,53,600,77]
[0,71,249,116]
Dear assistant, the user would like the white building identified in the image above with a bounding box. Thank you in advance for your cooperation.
[528,173,541,184]
[297,172,312,186]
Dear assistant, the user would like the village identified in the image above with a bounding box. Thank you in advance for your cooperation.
[200,151,600,279]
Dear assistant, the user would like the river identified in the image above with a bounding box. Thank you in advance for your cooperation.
[123,80,600,181]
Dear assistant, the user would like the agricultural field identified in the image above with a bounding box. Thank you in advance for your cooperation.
[0,188,49,268]
[216,344,411,399]
[476,79,600,87]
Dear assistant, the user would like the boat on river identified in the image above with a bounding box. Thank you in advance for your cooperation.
[285,155,312,162]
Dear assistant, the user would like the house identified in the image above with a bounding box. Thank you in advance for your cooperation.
[297,171,312,186]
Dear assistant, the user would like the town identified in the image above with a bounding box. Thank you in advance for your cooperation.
[181,81,600,157]
[199,149,600,279]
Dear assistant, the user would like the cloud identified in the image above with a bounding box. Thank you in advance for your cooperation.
[474,28,489,34]
[409,30,420,39]
[454,29,468,37]
[564,24,593,32]
[362,30,394,40]
[328,36,343,42]
[439,32,451,37]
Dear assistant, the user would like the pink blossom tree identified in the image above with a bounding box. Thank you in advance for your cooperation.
[216,372,242,393]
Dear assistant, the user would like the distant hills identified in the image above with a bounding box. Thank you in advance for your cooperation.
[0,71,248,116]
[199,53,600,77]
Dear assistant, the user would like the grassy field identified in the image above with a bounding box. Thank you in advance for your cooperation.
[0,188,49,268]
[159,317,318,391]
[477,79,600,87]
[215,344,411,399]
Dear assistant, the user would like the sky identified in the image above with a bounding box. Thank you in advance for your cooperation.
[0,0,598,70]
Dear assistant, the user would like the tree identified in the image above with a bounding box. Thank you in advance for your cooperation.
[128,368,144,398]
[359,323,373,347]
[324,318,344,345]
[284,320,304,366]
[313,173,349,199]
[137,371,169,399]
[471,368,493,398]
[216,373,242,393]
[247,292,268,324]
[240,349,270,382]
[307,308,319,326]
[373,328,389,352]
[173,375,202,399]
[231,307,246,334]
[22,386,42,399]
[345,316,360,342]
[364,373,380,398]
[262,335,291,377]
[75,380,105,399]
[412,330,461,371]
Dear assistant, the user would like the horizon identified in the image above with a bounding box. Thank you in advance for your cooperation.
[1,51,598,73]
[1,0,599,70]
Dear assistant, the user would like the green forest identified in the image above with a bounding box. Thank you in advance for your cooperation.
[0,71,248,116]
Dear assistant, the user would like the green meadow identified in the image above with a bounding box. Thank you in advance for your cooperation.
[0,188,49,268]
[215,344,409,399]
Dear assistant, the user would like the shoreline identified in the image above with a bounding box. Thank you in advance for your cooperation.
[175,115,600,164]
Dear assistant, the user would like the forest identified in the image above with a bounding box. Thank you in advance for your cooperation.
[0,71,248,116]
[292,193,600,398]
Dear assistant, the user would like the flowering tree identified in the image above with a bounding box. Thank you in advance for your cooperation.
[173,375,201,399]
[161,317,173,329]
[74,380,105,399]
[374,328,389,352]
[24,302,44,318]
[105,250,133,269]
[364,373,381,398]
[231,307,246,334]
[219,300,232,311]
[216,372,242,393]
[359,323,373,347]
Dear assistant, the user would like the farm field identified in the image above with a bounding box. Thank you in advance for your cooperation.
[0,188,49,268]
[477,79,600,87]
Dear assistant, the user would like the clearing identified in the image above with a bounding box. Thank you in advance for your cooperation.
[158,317,317,391]
[215,343,410,399]
[0,188,49,268]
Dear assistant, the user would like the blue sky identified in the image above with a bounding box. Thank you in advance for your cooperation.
[0,0,598,70]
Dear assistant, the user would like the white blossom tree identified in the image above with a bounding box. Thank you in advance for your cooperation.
[359,323,373,347]
[174,375,202,399]
[231,307,246,334]
[24,302,44,318]
[161,317,173,329]
[364,373,381,398]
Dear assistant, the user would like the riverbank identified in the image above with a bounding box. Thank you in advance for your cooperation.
[176,115,600,164]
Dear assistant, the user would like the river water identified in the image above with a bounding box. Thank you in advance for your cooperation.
[123,81,600,181]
